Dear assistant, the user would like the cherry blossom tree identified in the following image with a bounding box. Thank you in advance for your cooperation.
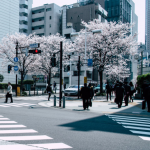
[0,33,40,91]
[73,19,137,93]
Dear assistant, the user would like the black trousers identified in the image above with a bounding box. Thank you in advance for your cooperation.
[146,100,150,112]
[48,93,51,101]
[107,92,111,101]
[124,93,129,105]
[83,98,88,109]
[5,93,13,103]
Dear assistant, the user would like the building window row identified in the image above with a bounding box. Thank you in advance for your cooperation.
[19,21,28,25]
[32,9,44,14]
[20,4,28,9]
[32,25,44,30]
[32,17,44,22]
[46,8,52,11]
[20,12,28,17]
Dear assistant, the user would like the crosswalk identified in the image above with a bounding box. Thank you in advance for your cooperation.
[107,114,150,142]
[0,115,72,150]
[0,103,35,108]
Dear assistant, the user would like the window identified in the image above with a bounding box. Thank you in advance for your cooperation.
[50,24,51,28]
[46,8,51,11]
[50,16,52,20]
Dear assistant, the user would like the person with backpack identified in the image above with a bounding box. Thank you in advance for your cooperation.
[46,84,53,101]
[129,82,135,102]
[124,82,131,106]
[106,82,112,101]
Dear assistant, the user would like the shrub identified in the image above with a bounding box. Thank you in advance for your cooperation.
[137,73,150,88]
[22,91,27,96]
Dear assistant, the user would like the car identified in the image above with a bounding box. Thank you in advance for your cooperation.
[64,85,84,96]
[94,84,106,93]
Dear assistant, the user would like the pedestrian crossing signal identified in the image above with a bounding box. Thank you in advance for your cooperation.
[84,77,87,84]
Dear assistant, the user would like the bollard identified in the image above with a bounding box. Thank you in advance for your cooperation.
[54,95,56,106]
[42,89,43,95]
[37,89,38,95]
[29,90,30,96]
[63,96,65,108]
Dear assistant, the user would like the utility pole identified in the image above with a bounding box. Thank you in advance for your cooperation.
[15,42,18,96]
[141,51,143,75]
[78,56,80,99]
[59,41,63,107]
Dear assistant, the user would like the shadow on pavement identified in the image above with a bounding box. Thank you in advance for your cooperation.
[59,104,150,136]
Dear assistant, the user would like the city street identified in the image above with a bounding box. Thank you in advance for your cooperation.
[0,95,149,150]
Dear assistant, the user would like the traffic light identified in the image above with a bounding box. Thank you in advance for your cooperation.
[29,49,41,54]
[8,65,12,73]
[51,57,56,67]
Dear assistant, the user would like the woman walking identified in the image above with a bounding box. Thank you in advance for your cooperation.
[129,82,134,102]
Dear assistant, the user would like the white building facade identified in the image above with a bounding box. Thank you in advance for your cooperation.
[19,0,33,35]
[30,3,62,36]
[0,0,19,84]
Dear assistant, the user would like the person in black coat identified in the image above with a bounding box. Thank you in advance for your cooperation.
[88,83,94,107]
[46,84,52,101]
[81,83,90,110]
[115,82,124,108]
[106,82,112,101]
[144,84,150,112]
[124,82,130,106]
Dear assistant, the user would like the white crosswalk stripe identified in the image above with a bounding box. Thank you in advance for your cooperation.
[0,103,34,108]
[0,115,72,149]
[107,114,150,142]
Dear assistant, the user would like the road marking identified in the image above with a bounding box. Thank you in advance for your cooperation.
[0,118,10,120]
[30,143,72,149]
[107,115,150,120]
[139,136,150,141]
[123,126,150,131]
[0,103,34,107]
[112,118,150,122]
[0,105,9,107]
[130,130,150,135]
[115,120,150,124]
[0,115,3,117]
[0,144,43,150]
[0,121,17,124]
[0,125,26,128]
[118,122,150,127]
[0,129,37,134]
[0,135,53,141]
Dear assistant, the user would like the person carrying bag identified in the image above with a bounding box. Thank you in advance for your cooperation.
[4,82,13,103]
[46,84,53,101]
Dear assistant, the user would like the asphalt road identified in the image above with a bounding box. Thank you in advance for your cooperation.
[0,96,150,150]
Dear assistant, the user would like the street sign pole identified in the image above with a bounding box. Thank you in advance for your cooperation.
[15,42,18,97]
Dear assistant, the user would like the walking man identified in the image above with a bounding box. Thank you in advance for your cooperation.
[46,84,52,101]
[80,83,90,110]
[106,82,112,101]
[53,81,56,94]
[88,83,94,107]
[124,82,130,106]
[115,82,124,108]
[5,82,13,103]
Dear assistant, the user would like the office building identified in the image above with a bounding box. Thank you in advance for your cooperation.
[0,0,19,84]
[31,3,62,36]
[146,0,150,51]
[19,0,33,35]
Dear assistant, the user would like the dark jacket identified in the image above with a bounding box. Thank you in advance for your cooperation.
[46,86,52,93]
[115,84,124,98]
[124,84,130,95]
[106,84,111,93]
[89,86,94,98]
[144,86,150,101]
[81,86,90,99]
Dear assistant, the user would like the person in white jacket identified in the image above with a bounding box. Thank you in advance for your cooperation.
[4,82,13,103]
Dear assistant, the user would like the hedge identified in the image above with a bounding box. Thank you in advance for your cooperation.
[137,73,150,88]
[0,83,20,89]
[18,80,34,85]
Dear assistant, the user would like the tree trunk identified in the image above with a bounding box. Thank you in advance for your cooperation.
[21,72,24,95]
[99,70,103,94]
[48,69,51,85]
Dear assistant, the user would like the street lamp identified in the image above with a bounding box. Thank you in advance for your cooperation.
[71,29,102,79]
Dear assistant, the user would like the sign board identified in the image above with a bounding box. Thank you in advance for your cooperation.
[30,43,40,49]
[32,75,37,78]
[14,57,19,62]
[84,77,87,84]
[88,59,93,67]
[14,66,19,71]
[67,72,70,76]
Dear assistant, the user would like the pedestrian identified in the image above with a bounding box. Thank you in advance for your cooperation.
[80,83,90,110]
[4,82,13,103]
[64,82,66,90]
[53,81,56,94]
[88,83,94,107]
[129,81,135,102]
[115,82,124,108]
[144,83,150,112]
[106,82,112,101]
[46,84,52,101]
[124,81,130,106]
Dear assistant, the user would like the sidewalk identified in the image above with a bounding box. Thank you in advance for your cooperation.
[38,97,150,116]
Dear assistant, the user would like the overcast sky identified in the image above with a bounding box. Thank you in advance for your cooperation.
[33,0,145,44]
